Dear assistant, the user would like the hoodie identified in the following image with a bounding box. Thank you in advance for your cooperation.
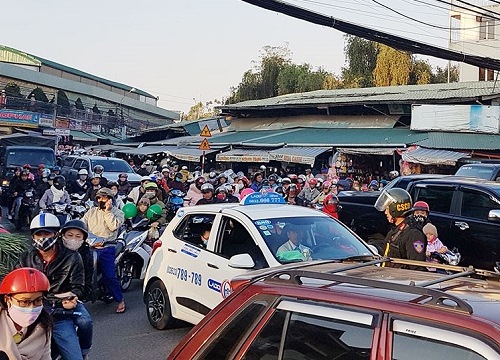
[184,183,203,207]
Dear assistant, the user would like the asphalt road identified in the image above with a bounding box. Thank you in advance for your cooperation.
[1,212,191,360]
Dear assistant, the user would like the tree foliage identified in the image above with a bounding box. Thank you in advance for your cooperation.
[29,87,49,102]
[341,35,378,88]
[57,89,71,115]
[186,99,222,120]
[373,45,413,86]
[75,97,85,110]
[3,82,23,98]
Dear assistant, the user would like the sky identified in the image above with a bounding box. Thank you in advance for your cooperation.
[1,0,467,115]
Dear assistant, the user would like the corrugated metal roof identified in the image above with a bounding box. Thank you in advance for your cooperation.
[413,131,500,150]
[216,148,272,163]
[268,146,331,166]
[402,147,470,166]
[221,81,500,110]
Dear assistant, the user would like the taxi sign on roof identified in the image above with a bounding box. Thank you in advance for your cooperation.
[240,192,286,205]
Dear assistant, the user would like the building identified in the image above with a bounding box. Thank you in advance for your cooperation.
[448,0,500,81]
[0,45,179,140]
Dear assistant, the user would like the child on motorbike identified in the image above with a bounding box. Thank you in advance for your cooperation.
[423,223,448,271]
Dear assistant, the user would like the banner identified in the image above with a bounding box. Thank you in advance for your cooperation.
[55,118,69,129]
[39,114,54,127]
[0,109,39,128]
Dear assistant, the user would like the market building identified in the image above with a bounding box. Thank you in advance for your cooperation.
[0,45,179,144]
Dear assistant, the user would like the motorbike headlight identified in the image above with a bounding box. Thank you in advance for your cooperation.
[2,180,9,187]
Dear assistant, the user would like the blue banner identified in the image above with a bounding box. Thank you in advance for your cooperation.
[0,109,40,128]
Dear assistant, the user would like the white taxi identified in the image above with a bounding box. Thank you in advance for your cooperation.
[143,192,375,329]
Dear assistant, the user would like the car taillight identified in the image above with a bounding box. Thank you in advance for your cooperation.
[152,239,162,255]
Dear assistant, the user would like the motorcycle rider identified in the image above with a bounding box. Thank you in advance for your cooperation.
[107,181,125,210]
[196,183,216,205]
[184,176,205,207]
[51,166,62,176]
[268,174,279,191]
[408,200,431,230]
[168,172,186,192]
[297,178,320,206]
[39,175,71,211]
[323,191,340,219]
[128,176,151,204]
[35,169,51,198]
[83,173,102,203]
[68,169,90,196]
[0,267,52,360]
[249,172,264,192]
[143,182,167,228]
[6,167,22,219]
[117,173,132,196]
[11,170,36,221]
[311,180,331,206]
[375,188,427,269]
[92,165,108,186]
[82,188,126,313]
[18,213,93,360]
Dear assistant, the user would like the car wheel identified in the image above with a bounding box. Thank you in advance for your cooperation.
[146,280,174,330]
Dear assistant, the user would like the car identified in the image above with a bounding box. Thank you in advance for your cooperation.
[143,192,376,329]
[168,259,500,360]
[60,155,141,187]
[455,163,500,181]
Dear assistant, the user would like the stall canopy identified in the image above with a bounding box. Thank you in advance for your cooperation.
[337,148,397,156]
[268,147,330,166]
[216,149,272,163]
[401,146,470,166]
[115,145,221,161]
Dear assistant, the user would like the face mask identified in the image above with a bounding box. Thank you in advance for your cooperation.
[8,303,43,328]
[175,177,182,182]
[145,192,156,199]
[237,183,244,190]
[33,235,57,251]
[79,175,87,181]
[413,214,427,223]
[42,178,48,183]
[63,237,84,251]
[216,193,226,200]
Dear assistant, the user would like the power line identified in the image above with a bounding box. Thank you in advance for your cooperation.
[454,0,500,18]
[433,0,500,21]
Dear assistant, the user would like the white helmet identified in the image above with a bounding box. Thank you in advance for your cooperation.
[30,213,61,251]
[78,169,89,175]
[298,174,306,182]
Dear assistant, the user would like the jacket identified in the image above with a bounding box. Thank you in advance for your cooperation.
[384,218,427,270]
[18,242,85,299]
[184,183,203,207]
[128,185,145,205]
[82,206,124,243]
[38,188,71,209]
[68,179,90,196]
[118,180,132,196]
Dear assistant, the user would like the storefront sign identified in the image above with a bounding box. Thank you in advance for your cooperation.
[69,119,84,130]
[216,154,270,163]
[269,153,315,166]
[170,153,201,162]
[43,129,70,136]
[55,117,69,129]
[38,114,54,127]
[0,109,39,128]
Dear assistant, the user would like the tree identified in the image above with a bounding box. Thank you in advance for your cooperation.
[92,103,100,114]
[3,82,23,98]
[57,89,71,116]
[341,35,378,88]
[277,64,328,95]
[75,97,85,110]
[186,99,222,120]
[410,60,432,85]
[28,87,49,102]
[373,45,413,86]
[432,65,459,83]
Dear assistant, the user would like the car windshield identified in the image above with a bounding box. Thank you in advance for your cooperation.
[91,159,134,173]
[455,166,495,180]
[252,216,373,264]
[7,149,56,168]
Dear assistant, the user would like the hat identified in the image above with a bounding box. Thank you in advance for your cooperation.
[138,197,150,206]
[144,182,158,190]
[423,223,438,237]
[181,166,188,170]
[96,188,113,198]
[141,175,152,182]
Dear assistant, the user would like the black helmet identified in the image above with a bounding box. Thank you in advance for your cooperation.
[52,166,61,172]
[261,179,270,187]
[93,165,104,174]
[61,219,88,240]
[48,173,56,181]
[374,188,412,218]
[53,175,66,190]
[20,170,30,176]
[107,180,119,189]
[275,186,284,195]
[268,174,278,181]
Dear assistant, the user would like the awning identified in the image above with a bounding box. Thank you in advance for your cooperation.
[216,149,271,163]
[71,131,97,142]
[401,146,470,166]
[337,148,397,156]
[268,147,330,166]
[168,147,221,162]
[115,145,169,155]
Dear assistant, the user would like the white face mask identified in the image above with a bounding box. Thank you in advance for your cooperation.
[8,303,43,328]
[63,237,84,251]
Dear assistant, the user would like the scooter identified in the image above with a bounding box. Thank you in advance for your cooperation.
[69,194,88,219]
[44,202,72,226]
[14,188,37,231]
[166,189,185,221]
[115,218,152,291]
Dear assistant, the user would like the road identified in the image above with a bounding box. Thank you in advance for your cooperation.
[1,212,191,360]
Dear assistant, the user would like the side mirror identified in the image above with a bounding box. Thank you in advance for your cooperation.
[228,253,255,269]
[368,244,380,255]
[487,209,500,222]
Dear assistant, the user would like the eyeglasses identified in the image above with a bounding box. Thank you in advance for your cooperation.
[10,296,44,308]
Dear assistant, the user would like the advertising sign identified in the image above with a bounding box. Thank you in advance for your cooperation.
[0,109,39,128]
[38,114,54,127]
[55,117,70,129]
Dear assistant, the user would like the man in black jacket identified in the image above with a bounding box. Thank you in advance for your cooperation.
[11,170,36,220]
[18,213,93,360]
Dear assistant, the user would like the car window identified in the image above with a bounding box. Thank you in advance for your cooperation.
[91,158,134,173]
[456,165,495,180]
[63,156,75,167]
[173,214,215,247]
[197,300,269,360]
[243,303,374,360]
[391,320,498,360]
[253,216,372,263]
[414,187,454,214]
[6,149,56,168]
[460,189,500,220]
[217,216,268,269]
[73,159,87,171]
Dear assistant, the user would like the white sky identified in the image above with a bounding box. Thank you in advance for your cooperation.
[1,0,472,114]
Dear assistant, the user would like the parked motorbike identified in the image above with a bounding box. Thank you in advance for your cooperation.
[14,188,37,230]
[116,218,152,291]
[166,189,185,221]
[44,202,72,226]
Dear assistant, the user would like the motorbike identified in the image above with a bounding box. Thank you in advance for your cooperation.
[116,218,152,291]
[166,189,185,221]
[44,202,72,226]
[70,193,88,219]
[430,248,461,266]
[14,188,37,230]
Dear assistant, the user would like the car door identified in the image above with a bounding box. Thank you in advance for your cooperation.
[166,212,219,323]
[449,187,500,270]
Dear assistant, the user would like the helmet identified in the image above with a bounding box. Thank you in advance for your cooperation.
[93,165,104,173]
[239,176,250,187]
[61,219,88,240]
[95,188,114,198]
[218,173,227,180]
[0,268,50,295]
[78,169,89,176]
[368,180,379,190]
[195,176,206,189]
[209,171,217,179]
[323,194,339,213]
[389,170,399,178]
[107,181,119,189]
[282,177,291,184]
[308,178,318,186]
[48,173,56,181]
[261,179,270,187]
[38,164,45,170]
[201,183,214,193]
[298,174,306,182]
[53,175,66,190]
[268,174,278,181]
[323,181,331,189]
[20,170,30,176]
[181,165,188,170]
[52,166,61,172]
[216,186,228,194]
[42,169,51,178]
[175,172,183,180]
[140,175,152,183]
[288,183,298,192]
[289,174,298,181]
[119,172,128,178]
[23,164,32,170]
[144,182,158,190]
[316,177,324,183]
[260,165,267,171]
[161,167,169,174]
[275,186,284,195]
[374,188,412,218]
[90,173,101,180]
[30,213,60,251]
[412,201,430,213]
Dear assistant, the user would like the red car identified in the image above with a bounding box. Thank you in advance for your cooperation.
[168,259,500,360]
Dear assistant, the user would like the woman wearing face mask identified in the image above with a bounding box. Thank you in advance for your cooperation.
[184,176,205,207]
[168,172,185,192]
[106,181,124,210]
[39,175,71,211]
[142,182,167,230]
[0,267,52,360]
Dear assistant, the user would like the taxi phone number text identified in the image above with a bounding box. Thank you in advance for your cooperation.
[167,266,202,286]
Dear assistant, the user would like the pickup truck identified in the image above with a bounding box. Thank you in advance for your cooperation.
[455,163,500,181]
[338,176,500,271]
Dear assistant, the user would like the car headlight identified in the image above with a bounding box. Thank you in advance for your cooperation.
[2,180,9,187]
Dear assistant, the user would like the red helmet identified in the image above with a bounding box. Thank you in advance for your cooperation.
[0,268,50,295]
[412,201,429,212]
[309,178,318,186]
[323,193,339,213]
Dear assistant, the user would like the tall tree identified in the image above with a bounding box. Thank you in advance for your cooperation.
[341,35,378,88]
[373,45,413,86]
[57,89,71,115]
[3,82,23,98]
[75,97,85,110]
[410,60,432,85]
[29,87,49,102]
[432,65,459,83]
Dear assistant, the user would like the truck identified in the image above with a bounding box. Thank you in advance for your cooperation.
[338,176,500,271]
[455,163,500,181]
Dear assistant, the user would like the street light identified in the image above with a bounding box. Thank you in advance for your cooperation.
[119,88,136,139]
